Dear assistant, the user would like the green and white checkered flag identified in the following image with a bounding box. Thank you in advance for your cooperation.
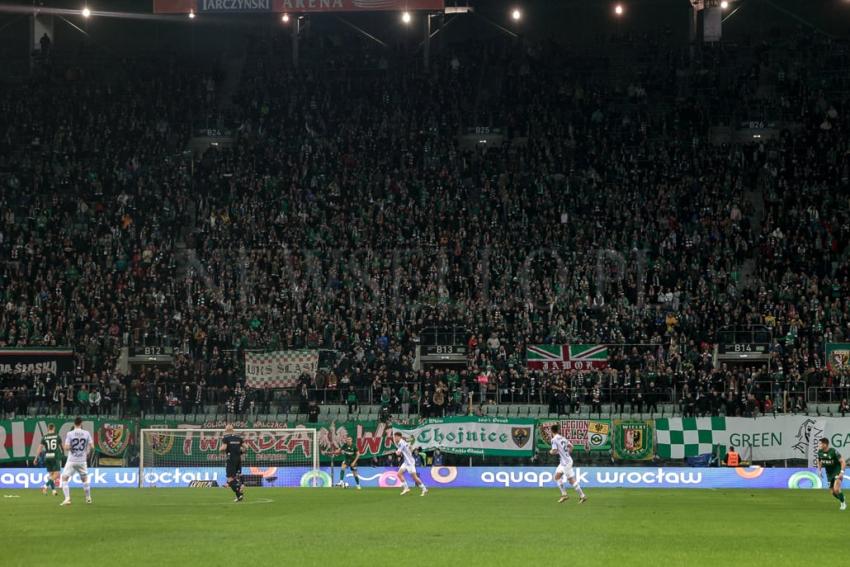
[656,417,726,459]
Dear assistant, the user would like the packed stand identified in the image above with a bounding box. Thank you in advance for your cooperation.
[1,31,849,419]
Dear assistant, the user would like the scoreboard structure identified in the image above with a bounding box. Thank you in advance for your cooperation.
[415,326,470,369]
[715,325,772,363]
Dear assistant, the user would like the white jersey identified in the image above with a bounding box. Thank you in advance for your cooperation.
[551,434,573,468]
[396,439,416,469]
[64,428,93,464]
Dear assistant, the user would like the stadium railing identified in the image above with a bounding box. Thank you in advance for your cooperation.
[807,386,850,405]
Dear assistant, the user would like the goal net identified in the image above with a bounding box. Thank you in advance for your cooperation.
[139,428,321,488]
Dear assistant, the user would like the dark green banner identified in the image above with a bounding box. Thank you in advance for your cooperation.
[612,419,655,460]
[0,418,134,462]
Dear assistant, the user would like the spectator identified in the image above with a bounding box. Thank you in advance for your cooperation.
[89,389,102,416]
[346,387,358,414]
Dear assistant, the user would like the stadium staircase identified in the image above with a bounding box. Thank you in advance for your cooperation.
[218,47,247,114]
[738,176,766,290]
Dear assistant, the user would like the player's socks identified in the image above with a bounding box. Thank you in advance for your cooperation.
[62,483,71,501]
[47,479,55,490]
[574,484,585,499]
[556,480,568,496]
[228,479,240,495]
[340,470,345,482]
[400,480,409,490]
[84,482,91,502]
[839,492,846,503]
[353,474,360,486]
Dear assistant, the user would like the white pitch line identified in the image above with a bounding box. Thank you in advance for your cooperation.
[148,497,274,506]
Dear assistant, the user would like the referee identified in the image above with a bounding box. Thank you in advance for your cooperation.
[220,424,245,502]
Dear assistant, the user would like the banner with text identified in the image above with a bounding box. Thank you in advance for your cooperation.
[656,417,850,461]
[808,419,825,468]
[526,344,608,371]
[244,350,318,388]
[0,418,134,463]
[536,419,611,453]
[392,416,535,457]
[4,466,847,490]
[0,348,74,377]
[612,419,655,460]
[154,0,445,14]
[140,418,398,464]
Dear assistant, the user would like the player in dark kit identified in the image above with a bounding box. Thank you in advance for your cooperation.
[334,433,362,490]
[220,424,246,502]
[817,437,846,510]
[34,423,62,496]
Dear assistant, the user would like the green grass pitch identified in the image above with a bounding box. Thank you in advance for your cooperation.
[0,488,844,566]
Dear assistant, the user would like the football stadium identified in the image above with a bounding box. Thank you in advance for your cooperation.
[1,0,849,565]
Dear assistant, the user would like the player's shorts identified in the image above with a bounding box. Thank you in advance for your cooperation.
[45,458,60,473]
[398,463,417,477]
[226,460,242,478]
[827,475,840,488]
[62,461,89,479]
[556,464,575,480]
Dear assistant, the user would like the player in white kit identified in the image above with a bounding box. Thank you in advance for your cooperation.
[549,423,587,504]
[393,432,428,496]
[60,417,94,506]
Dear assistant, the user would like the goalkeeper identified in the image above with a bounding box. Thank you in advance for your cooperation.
[335,434,362,490]
[220,424,245,502]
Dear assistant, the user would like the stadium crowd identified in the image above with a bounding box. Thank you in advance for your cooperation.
[1,31,849,420]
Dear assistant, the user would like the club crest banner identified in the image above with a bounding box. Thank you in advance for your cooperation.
[612,420,654,460]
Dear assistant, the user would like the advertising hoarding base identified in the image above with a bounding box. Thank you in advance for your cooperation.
[1,467,846,490]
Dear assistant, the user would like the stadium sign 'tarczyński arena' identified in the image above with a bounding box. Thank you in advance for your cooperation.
[154,0,446,14]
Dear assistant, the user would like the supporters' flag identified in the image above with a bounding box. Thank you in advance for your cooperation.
[612,420,655,460]
[587,420,610,450]
[526,344,608,371]
[97,423,132,457]
[826,343,850,374]
[536,419,612,452]
[392,416,536,457]
[245,350,318,389]
[655,417,726,459]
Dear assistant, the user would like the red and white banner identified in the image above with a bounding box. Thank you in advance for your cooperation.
[525,344,609,371]
[245,350,318,389]
[154,0,444,13]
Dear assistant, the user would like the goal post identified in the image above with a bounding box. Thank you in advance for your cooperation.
[138,428,322,488]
